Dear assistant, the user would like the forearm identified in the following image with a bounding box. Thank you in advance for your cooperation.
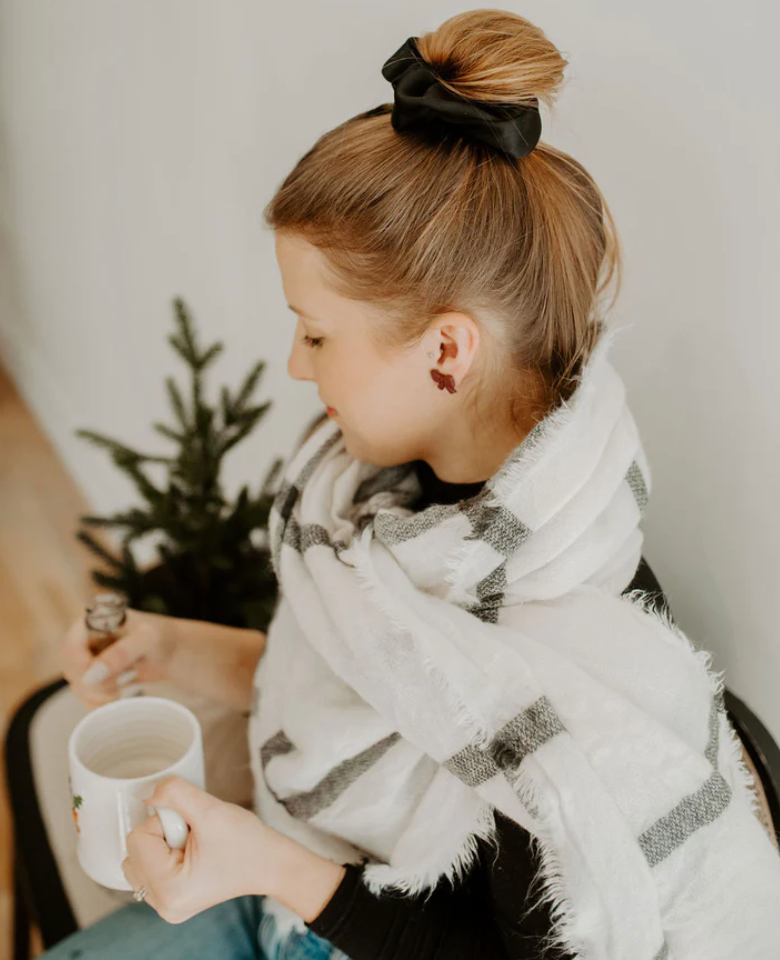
[266,829,348,924]
[165,616,266,712]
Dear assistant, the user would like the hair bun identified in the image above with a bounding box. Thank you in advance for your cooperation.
[415,9,568,113]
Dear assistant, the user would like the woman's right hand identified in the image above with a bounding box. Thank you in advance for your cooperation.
[62,607,178,710]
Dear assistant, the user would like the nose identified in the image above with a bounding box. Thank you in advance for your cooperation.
[287,351,310,381]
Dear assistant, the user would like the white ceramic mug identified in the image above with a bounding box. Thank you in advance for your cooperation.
[68,696,205,890]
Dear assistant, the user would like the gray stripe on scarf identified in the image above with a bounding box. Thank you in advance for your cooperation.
[638,770,732,868]
[297,427,343,486]
[259,730,402,820]
[279,517,360,568]
[280,513,302,554]
[375,502,466,546]
[276,490,516,623]
[270,479,296,572]
[515,416,551,455]
[639,693,732,867]
[445,696,565,787]
[626,460,649,514]
[354,462,418,504]
[273,479,297,524]
[463,503,532,557]
[466,561,509,624]
[260,729,295,766]
[705,695,722,768]
[270,428,343,570]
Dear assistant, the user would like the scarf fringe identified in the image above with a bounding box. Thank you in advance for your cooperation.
[361,798,499,899]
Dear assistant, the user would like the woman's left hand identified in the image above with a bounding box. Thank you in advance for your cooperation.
[122,775,279,924]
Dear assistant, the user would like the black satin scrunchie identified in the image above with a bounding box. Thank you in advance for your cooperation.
[381,36,542,159]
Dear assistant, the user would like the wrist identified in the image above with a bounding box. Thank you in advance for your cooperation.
[266,828,348,924]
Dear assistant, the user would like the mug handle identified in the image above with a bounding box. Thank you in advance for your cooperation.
[149,805,190,850]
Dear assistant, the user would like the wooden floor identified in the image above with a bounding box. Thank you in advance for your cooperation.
[0,360,106,959]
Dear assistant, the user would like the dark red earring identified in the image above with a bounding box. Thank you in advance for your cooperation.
[430,369,457,393]
[429,342,457,393]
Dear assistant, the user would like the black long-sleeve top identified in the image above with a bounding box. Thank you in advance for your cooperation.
[305,458,671,960]
[307,809,573,959]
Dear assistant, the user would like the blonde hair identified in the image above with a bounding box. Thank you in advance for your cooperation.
[264,8,623,431]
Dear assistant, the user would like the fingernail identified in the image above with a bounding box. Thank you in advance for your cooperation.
[119,683,144,698]
[82,661,111,686]
[116,668,139,687]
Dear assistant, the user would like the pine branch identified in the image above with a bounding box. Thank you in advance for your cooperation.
[75,429,172,466]
[79,509,158,537]
[75,530,123,569]
[192,360,204,430]
[123,461,166,508]
[165,377,190,433]
[220,385,235,427]
[199,342,224,371]
[154,423,187,443]
[170,297,200,365]
[75,430,144,465]
[75,294,283,630]
[121,542,140,577]
[234,360,267,411]
[220,405,270,456]
[90,571,132,593]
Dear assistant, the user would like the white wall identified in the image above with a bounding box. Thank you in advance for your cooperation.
[1,3,778,736]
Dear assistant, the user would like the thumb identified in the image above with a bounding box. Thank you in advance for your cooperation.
[140,775,216,822]
[81,634,145,686]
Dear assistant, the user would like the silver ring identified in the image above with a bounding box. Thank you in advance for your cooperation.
[132,886,148,902]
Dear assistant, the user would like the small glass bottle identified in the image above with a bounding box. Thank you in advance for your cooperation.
[84,592,128,656]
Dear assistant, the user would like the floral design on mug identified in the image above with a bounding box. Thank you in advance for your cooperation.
[69,775,83,834]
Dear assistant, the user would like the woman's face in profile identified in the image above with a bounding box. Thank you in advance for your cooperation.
[274,231,450,468]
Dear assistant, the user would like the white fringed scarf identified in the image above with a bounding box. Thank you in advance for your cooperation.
[248,327,780,959]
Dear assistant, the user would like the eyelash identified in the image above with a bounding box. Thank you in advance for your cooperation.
[300,334,324,349]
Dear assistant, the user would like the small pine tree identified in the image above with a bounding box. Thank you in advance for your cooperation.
[75,297,284,631]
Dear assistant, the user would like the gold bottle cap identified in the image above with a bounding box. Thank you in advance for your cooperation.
[85,592,128,632]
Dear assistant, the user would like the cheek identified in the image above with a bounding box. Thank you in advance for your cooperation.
[339,368,401,419]
[324,350,378,409]
[340,373,428,451]
[325,343,425,432]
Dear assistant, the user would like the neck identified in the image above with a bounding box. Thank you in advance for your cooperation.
[420,407,543,485]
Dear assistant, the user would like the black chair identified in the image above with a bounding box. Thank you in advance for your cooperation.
[6,678,75,960]
[5,555,779,958]
[723,688,780,848]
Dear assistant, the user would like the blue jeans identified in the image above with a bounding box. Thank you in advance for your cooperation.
[38,894,351,960]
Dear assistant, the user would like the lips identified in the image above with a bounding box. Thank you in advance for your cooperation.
[326,405,337,416]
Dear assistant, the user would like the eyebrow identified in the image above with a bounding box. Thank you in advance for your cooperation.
[286,304,323,323]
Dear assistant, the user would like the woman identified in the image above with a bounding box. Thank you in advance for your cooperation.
[51,9,780,960]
